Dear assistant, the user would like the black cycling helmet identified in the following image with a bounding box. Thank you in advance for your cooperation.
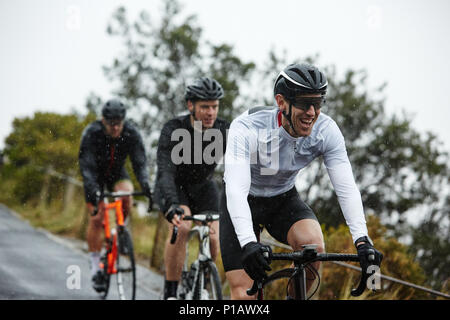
[274,63,327,101]
[101,99,126,120]
[185,77,224,101]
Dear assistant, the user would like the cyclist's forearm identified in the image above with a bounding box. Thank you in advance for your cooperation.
[135,166,150,192]
[326,162,368,242]
[224,123,259,248]
[156,140,180,206]
[224,167,256,247]
[158,171,180,206]
[130,135,150,187]
[79,165,101,205]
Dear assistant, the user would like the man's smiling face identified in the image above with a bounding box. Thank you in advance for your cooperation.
[277,93,323,137]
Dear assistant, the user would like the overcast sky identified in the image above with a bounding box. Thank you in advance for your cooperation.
[1,0,449,153]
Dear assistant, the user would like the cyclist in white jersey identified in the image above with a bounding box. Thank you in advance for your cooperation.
[220,63,383,299]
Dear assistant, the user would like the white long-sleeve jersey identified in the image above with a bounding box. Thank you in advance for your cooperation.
[224,107,368,247]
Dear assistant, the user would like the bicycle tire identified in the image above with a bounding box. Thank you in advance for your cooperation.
[116,227,136,300]
[100,251,111,299]
[178,270,191,300]
[203,261,223,300]
[193,261,223,300]
[262,268,295,300]
[178,259,198,300]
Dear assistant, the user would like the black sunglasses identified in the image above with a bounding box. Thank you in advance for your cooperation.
[291,97,325,111]
[105,119,124,127]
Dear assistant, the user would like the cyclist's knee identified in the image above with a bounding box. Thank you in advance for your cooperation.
[287,220,325,252]
[114,180,133,192]
[292,238,325,253]
[115,180,134,212]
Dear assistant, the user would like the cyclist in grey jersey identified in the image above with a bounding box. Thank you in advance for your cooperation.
[220,63,383,300]
[225,108,367,246]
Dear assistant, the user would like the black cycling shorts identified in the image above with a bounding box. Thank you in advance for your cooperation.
[104,167,131,192]
[219,186,318,272]
[156,179,221,215]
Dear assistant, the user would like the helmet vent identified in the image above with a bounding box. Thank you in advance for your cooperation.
[292,69,309,84]
[308,70,317,83]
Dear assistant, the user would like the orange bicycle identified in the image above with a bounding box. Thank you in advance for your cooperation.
[92,190,151,300]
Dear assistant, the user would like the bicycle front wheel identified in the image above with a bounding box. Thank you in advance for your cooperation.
[99,250,111,299]
[194,261,223,300]
[262,268,295,300]
[116,227,136,300]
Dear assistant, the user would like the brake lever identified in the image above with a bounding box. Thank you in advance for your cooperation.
[91,207,98,216]
[350,272,368,297]
[170,226,178,244]
[351,256,377,297]
[247,280,262,296]
[91,191,102,216]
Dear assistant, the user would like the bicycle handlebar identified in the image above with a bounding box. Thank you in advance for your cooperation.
[246,248,373,298]
[170,211,220,244]
[91,190,153,216]
[103,191,146,198]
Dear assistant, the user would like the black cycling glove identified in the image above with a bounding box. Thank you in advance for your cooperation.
[355,236,383,279]
[142,182,153,212]
[165,204,184,223]
[90,190,103,216]
[241,242,272,281]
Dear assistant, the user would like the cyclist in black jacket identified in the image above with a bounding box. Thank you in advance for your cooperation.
[79,99,152,292]
[154,77,229,299]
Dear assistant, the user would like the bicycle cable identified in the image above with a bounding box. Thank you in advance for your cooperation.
[305,263,321,300]
[285,263,321,300]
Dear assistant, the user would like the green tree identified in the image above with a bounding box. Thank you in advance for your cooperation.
[1,112,95,204]
[409,195,450,291]
[97,0,255,139]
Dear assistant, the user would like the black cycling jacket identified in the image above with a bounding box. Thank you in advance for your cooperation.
[78,120,150,204]
[154,114,229,209]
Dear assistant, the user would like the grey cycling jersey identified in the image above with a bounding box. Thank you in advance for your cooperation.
[224,107,368,247]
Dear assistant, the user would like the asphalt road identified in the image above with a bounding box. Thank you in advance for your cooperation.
[0,204,163,300]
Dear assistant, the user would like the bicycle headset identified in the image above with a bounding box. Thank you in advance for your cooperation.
[273,63,328,135]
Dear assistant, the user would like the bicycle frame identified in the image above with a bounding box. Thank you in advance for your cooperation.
[171,212,221,300]
[93,190,149,300]
[103,199,125,275]
[181,224,212,300]
[187,223,213,263]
